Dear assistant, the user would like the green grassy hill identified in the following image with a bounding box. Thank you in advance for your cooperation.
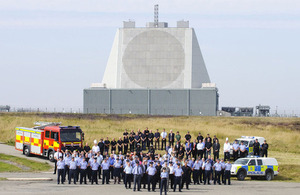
[0,113,299,181]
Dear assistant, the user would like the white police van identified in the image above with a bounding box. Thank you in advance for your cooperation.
[230,136,265,157]
[231,156,279,181]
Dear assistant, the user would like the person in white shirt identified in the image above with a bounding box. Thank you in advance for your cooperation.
[92,140,100,155]
[197,140,205,159]
[54,149,63,174]
[223,138,231,161]
[161,129,167,150]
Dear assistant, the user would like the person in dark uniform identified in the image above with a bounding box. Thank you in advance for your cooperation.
[123,129,129,137]
[178,146,185,160]
[123,135,129,154]
[98,139,104,155]
[197,133,204,143]
[84,142,91,154]
[173,163,183,192]
[57,156,65,184]
[253,139,260,156]
[146,161,156,191]
[261,140,269,157]
[148,130,154,148]
[129,134,135,152]
[205,134,212,144]
[154,129,160,150]
[141,160,148,189]
[141,130,147,151]
[160,167,169,195]
[148,145,155,159]
[134,133,141,149]
[117,137,123,154]
[104,137,110,153]
[213,139,220,161]
[155,161,162,189]
[205,138,212,159]
[191,139,197,159]
[77,143,83,153]
[213,135,219,144]
[61,143,67,155]
[168,130,175,147]
[136,144,142,156]
[69,143,75,153]
[182,161,191,190]
[144,127,150,148]
[111,138,117,153]
[185,132,192,143]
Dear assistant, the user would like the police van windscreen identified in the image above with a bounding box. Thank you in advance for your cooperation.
[234,158,249,165]
[234,140,249,146]
[60,130,81,142]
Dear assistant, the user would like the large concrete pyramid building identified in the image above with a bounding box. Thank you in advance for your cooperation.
[102,20,210,89]
[84,6,218,116]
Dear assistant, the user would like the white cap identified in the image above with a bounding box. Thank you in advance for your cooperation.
[94,140,97,144]
[226,137,228,141]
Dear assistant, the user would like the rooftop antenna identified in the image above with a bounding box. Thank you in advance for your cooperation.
[154,4,159,27]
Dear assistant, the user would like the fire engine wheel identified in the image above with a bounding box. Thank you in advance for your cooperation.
[48,150,55,162]
[24,146,30,157]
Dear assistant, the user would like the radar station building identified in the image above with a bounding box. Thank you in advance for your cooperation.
[84,6,219,116]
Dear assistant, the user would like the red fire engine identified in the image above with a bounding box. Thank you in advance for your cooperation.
[15,122,84,161]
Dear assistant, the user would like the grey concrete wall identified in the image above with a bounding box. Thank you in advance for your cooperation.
[83,88,218,116]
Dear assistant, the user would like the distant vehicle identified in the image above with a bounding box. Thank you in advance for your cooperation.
[231,156,279,181]
[230,136,265,157]
[15,122,84,162]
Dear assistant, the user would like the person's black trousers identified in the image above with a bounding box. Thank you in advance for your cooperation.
[91,170,98,184]
[80,169,87,184]
[69,169,76,184]
[148,175,155,191]
[160,178,167,195]
[125,173,132,188]
[214,171,221,184]
[102,170,110,184]
[224,170,231,185]
[173,176,182,192]
[57,169,64,184]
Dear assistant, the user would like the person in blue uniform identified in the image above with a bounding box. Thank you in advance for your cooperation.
[69,157,77,184]
[213,159,222,185]
[124,160,132,189]
[79,157,88,184]
[239,142,247,158]
[173,163,183,192]
[63,153,71,182]
[132,160,143,191]
[146,161,157,192]
[91,157,100,185]
[202,159,212,185]
[101,158,110,184]
[113,158,122,184]
[192,158,201,184]
[160,167,169,195]
[57,156,65,184]
[232,141,240,161]
[224,160,232,185]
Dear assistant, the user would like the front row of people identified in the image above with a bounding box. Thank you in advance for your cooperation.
[57,154,232,194]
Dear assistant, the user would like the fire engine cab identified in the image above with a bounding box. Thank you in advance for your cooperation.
[15,122,84,162]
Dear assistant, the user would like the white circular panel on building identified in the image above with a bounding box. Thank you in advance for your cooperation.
[122,30,185,88]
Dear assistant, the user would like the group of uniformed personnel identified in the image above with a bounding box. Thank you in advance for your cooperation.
[54,128,270,194]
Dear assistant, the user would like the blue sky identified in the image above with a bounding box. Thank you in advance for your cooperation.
[0,0,300,115]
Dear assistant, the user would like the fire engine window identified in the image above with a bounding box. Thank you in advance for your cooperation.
[76,132,81,140]
[45,131,50,138]
[51,132,58,140]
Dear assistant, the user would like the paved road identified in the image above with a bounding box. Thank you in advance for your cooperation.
[0,172,300,195]
[0,142,53,167]
[1,143,300,195]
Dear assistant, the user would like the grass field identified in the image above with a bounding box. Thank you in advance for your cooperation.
[0,113,299,181]
[0,153,52,172]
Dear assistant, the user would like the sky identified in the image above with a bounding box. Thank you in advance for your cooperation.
[0,0,300,115]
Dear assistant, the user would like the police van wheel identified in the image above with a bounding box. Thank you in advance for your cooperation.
[237,170,246,181]
[265,170,273,181]
[24,146,30,157]
[48,150,54,162]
